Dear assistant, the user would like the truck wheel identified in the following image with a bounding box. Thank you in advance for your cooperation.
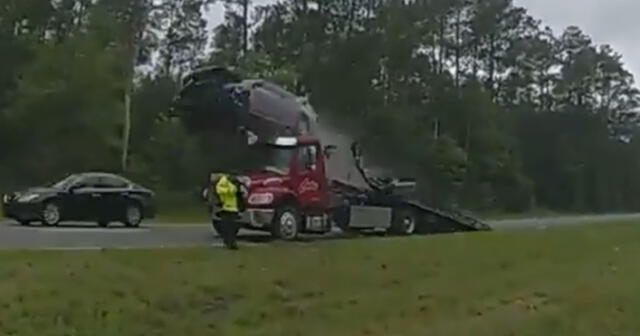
[332,206,351,232]
[272,206,301,241]
[390,208,417,236]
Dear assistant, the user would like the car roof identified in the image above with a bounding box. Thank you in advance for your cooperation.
[78,172,130,181]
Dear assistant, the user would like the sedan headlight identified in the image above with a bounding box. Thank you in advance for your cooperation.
[17,193,40,203]
[2,194,10,204]
[248,193,274,205]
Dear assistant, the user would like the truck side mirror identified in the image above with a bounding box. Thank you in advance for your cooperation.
[323,145,337,158]
[350,142,363,162]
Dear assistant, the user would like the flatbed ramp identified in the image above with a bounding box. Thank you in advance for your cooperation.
[406,201,493,233]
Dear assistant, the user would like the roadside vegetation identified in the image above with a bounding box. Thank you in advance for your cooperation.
[1,222,639,335]
[1,0,640,217]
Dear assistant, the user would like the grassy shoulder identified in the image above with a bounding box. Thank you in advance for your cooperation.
[1,222,640,335]
[480,208,570,220]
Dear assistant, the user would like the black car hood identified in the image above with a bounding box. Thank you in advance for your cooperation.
[26,187,61,194]
[12,187,61,197]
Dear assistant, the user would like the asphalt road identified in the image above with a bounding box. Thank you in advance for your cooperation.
[489,213,640,229]
[0,222,221,250]
[0,213,639,250]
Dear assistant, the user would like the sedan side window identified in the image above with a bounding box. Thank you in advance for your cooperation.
[100,176,128,188]
[73,176,101,189]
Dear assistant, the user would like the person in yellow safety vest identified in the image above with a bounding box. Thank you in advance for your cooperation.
[209,173,246,250]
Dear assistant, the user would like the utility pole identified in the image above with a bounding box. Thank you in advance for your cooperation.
[121,0,148,172]
[241,0,249,56]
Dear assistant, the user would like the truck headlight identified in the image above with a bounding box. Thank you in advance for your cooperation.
[248,193,274,205]
[237,176,251,187]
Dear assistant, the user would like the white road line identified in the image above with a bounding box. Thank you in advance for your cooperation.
[35,247,105,251]
[21,228,150,233]
[150,223,209,228]
[11,242,260,251]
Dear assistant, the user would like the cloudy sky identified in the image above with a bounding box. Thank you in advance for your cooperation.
[208,0,639,85]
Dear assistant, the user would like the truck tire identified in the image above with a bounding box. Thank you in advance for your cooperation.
[332,206,351,232]
[390,207,417,236]
[272,205,301,241]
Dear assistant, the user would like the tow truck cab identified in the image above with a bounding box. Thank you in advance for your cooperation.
[233,136,337,238]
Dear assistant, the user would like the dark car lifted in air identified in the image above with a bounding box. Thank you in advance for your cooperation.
[1,172,155,227]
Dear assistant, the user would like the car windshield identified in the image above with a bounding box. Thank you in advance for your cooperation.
[51,174,79,189]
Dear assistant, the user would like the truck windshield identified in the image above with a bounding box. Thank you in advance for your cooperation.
[264,147,294,175]
[244,145,294,175]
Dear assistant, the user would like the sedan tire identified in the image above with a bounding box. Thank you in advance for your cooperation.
[42,202,61,227]
[123,202,143,228]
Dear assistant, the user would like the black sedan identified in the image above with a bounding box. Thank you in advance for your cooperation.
[2,172,155,227]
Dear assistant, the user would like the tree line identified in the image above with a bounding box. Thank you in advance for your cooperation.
[1,0,639,213]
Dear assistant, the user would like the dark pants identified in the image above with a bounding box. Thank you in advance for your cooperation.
[214,211,240,249]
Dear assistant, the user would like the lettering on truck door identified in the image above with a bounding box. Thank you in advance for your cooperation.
[294,144,328,211]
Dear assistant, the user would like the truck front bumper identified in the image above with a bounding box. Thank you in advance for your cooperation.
[211,208,275,230]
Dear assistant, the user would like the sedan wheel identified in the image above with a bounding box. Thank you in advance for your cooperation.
[124,204,143,227]
[42,202,61,226]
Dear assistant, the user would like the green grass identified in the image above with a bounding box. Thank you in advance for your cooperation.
[481,208,569,220]
[2,223,640,335]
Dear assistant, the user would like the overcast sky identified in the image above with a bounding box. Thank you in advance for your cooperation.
[207,0,639,85]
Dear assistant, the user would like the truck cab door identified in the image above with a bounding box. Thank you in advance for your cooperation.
[294,144,330,212]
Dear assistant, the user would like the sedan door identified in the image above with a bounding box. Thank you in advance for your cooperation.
[94,175,131,222]
[64,176,102,221]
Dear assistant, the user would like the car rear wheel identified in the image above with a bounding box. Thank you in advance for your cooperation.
[123,203,143,227]
[42,202,61,227]
[98,221,109,228]
[390,208,417,236]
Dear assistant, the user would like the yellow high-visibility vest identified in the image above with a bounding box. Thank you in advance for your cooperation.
[216,175,239,213]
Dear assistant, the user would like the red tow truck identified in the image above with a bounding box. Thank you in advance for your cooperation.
[175,66,490,240]
[209,135,490,241]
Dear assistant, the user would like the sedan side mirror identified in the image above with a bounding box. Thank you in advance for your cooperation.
[68,184,83,193]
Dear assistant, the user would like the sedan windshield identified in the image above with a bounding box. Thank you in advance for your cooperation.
[52,174,79,189]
